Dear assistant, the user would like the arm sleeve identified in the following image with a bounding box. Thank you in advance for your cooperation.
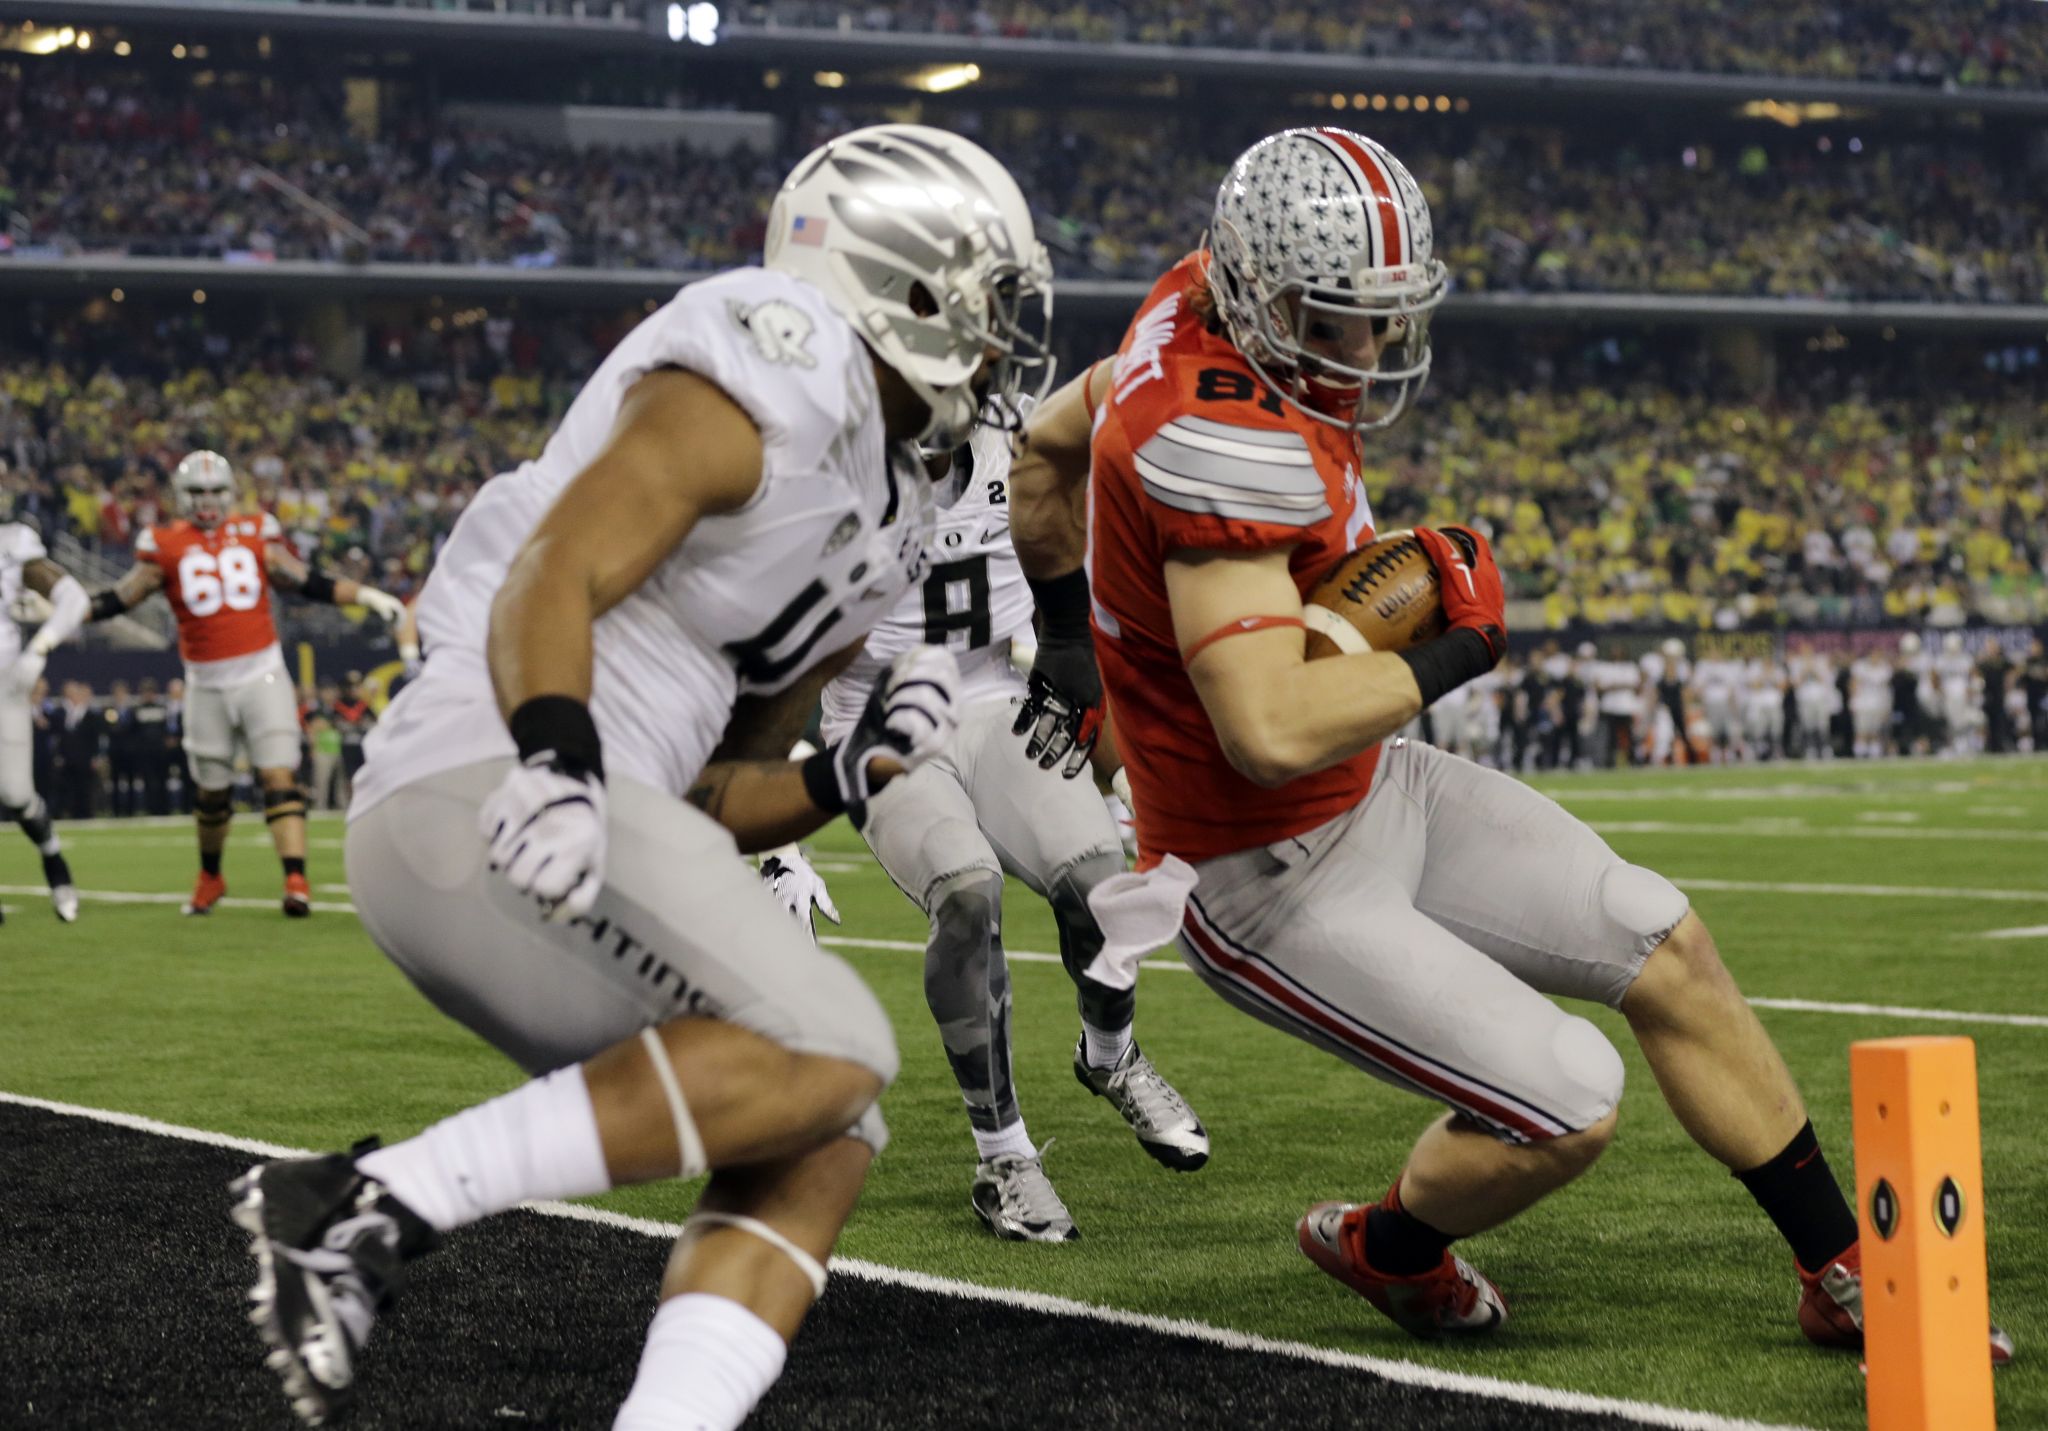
[1132,415,1332,554]
[29,574,90,655]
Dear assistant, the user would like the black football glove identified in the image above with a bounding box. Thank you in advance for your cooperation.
[1013,633,1104,779]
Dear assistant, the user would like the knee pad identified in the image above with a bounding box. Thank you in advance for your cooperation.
[1599,861,1689,954]
[925,869,1003,993]
[262,785,308,824]
[1047,849,1125,942]
[1551,1014,1626,1133]
[195,786,235,828]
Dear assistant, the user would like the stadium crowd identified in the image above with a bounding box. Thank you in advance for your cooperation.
[743,0,2047,89]
[6,321,2045,634]
[5,62,2043,303]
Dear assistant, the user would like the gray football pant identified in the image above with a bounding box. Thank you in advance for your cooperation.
[347,758,898,1152]
[1180,738,1688,1144]
[860,697,1126,1136]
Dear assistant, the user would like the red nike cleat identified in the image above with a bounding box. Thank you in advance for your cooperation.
[1297,1198,1507,1340]
[282,872,312,918]
[183,870,227,916]
[1798,1241,2013,1365]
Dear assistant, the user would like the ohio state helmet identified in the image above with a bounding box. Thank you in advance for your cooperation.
[171,450,235,527]
[1208,128,1447,432]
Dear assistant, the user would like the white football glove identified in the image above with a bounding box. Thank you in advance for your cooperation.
[479,757,607,922]
[830,646,960,822]
[759,844,840,942]
[356,587,407,625]
[4,650,46,696]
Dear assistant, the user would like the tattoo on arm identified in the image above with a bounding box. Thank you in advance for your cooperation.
[684,764,741,822]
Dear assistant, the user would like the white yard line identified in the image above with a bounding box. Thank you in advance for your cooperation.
[1670,876,2048,903]
[1592,820,2048,842]
[10,885,2044,1030]
[1979,925,2048,941]
[0,1089,1814,1431]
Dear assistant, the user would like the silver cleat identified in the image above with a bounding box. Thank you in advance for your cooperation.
[1073,1039,1210,1171]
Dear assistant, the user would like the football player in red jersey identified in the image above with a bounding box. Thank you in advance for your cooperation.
[88,452,406,916]
[1009,128,2009,1361]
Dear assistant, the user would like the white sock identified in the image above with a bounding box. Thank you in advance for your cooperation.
[613,1293,787,1431]
[356,1064,611,1233]
[971,1119,1035,1163]
[1082,1021,1134,1071]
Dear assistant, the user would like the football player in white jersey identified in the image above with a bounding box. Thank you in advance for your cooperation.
[0,504,89,921]
[227,125,1051,1431]
[1935,632,1979,754]
[1848,649,1895,759]
[807,415,1207,1243]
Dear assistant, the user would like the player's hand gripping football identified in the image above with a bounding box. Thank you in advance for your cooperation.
[831,646,960,824]
[479,755,607,923]
[1013,632,1103,779]
[1412,525,1507,667]
[759,845,841,942]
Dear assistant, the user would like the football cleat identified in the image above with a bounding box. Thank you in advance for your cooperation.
[231,1141,439,1426]
[1298,1200,1508,1340]
[43,852,78,922]
[283,872,312,919]
[184,870,228,916]
[1072,1039,1210,1171]
[970,1143,1079,1243]
[1797,1241,2011,1365]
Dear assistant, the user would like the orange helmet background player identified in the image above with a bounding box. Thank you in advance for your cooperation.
[86,450,408,917]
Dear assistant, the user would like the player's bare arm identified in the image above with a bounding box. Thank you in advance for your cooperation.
[1009,359,1115,775]
[1009,359,1111,581]
[1169,546,1423,787]
[87,559,166,620]
[263,542,406,623]
[490,366,764,715]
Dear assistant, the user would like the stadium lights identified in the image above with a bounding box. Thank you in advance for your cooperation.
[665,2,718,45]
[193,289,207,304]
[172,43,186,58]
[1393,95,1410,111]
[75,29,89,48]
[110,288,124,303]
[1740,99,1844,127]
[114,39,131,55]
[1372,94,1388,111]
[915,62,981,93]
[813,70,845,88]
[1330,93,1348,110]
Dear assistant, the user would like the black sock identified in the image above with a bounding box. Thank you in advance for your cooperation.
[282,856,306,879]
[201,850,223,877]
[1735,1120,1859,1273]
[18,809,55,851]
[1362,1204,1455,1277]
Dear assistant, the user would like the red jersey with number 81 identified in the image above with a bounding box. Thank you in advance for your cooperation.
[1090,253,1382,869]
[135,514,282,665]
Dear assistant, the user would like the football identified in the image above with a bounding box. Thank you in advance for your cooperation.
[1302,530,1447,658]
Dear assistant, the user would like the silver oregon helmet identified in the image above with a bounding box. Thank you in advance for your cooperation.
[1209,128,1447,433]
[767,124,1053,448]
[171,450,235,527]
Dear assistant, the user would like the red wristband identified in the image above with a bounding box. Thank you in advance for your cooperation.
[1182,615,1308,666]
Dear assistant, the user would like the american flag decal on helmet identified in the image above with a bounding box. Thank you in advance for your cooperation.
[790,215,828,246]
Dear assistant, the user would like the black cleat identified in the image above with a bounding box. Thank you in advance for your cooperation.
[230,1140,438,1426]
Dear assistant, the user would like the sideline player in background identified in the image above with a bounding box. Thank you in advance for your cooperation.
[1009,127,2008,1362]
[808,410,1206,1243]
[87,452,406,916]
[224,125,1051,1431]
[0,497,88,922]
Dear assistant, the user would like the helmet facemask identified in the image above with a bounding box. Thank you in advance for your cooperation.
[171,451,237,528]
[1210,214,1443,434]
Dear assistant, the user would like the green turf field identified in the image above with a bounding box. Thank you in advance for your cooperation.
[4,755,2044,1430]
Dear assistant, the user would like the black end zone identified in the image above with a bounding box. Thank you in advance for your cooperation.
[1,1102,1663,1430]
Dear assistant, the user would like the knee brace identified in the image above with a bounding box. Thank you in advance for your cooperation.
[1049,850,1136,1030]
[195,786,235,829]
[261,785,308,825]
[924,869,1004,1012]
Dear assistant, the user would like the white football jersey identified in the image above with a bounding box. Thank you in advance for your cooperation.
[818,419,1033,744]
[353,268,933,814]
[0,522,47,666]
[1935,649,1974,695]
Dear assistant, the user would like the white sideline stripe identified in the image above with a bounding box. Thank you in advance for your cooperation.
[1979,925,2048,941]
[6,886,2042,1030]
[0,1090,1814,1431]
[0,885,357,915]
[1744,998,2048,1030]
[1671,876,2048,904]
[1594,821,2048,843]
